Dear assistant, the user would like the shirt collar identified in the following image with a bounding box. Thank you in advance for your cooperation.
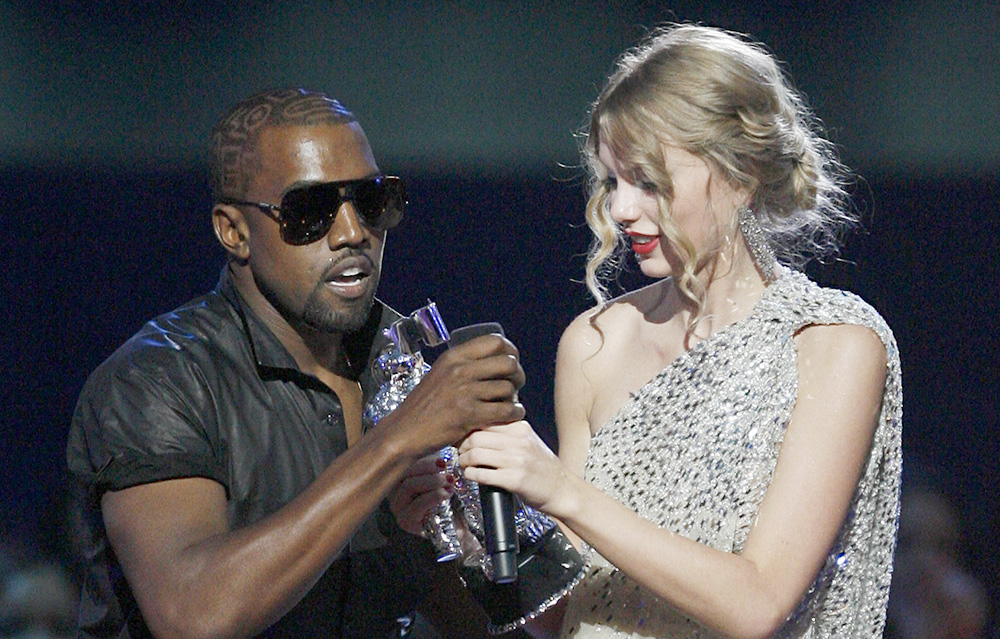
[215,264,397,385]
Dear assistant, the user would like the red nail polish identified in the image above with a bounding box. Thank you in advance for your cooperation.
[435,458,447,469]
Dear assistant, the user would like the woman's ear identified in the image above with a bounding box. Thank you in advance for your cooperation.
[212,204,250,262]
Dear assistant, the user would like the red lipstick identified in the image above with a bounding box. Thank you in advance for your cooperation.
[626,232,660,255]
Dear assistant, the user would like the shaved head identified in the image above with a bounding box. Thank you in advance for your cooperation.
[209,88,357,201]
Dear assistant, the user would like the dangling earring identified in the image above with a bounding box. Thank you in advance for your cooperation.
[738,206,777,282]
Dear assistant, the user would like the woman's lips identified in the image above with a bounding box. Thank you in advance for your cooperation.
[627,233,660,255]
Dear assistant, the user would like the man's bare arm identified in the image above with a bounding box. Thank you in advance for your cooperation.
[103,334,525,639]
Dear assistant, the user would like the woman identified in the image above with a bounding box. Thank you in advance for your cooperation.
[456,24,902,639]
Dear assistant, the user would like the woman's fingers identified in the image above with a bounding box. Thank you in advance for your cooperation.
[389,454,455,536]
[457,421,571,514]
[458,421,530,454]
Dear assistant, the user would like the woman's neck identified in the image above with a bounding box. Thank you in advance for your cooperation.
[680,245,772,342]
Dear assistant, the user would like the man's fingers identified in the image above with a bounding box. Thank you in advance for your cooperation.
[439,337,525,390]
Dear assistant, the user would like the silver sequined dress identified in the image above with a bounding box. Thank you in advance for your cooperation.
[560,271,902,639]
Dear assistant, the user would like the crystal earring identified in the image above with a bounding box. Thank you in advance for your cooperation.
[738,206,777,282]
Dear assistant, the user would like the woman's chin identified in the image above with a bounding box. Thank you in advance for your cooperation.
[637,259,672,280]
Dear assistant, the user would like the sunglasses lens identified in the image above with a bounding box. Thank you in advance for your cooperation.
[354,178,406,230]
[280,186,336,245]
[279,177,407,244]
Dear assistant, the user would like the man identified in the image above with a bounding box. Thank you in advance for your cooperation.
[66,88,525,639]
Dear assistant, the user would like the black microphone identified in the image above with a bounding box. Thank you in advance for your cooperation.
[448,322,519,583]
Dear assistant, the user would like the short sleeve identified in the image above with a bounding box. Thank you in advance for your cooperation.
[67,344,228,498]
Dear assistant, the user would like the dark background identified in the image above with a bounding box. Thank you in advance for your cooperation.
[2,1,998,634]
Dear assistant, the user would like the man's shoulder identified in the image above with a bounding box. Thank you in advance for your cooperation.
[88,287,247,391]
[67,286,244,499]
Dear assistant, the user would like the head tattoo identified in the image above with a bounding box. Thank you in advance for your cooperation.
[209,88,357,201]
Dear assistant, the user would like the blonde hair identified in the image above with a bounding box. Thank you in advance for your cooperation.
[583,24,855,309]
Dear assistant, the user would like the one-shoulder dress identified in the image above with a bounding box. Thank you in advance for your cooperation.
[560,270,902,639]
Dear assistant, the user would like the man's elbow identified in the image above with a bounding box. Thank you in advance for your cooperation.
[142,597,257,639]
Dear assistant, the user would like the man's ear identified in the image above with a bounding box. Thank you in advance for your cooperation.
[212,204,250,261]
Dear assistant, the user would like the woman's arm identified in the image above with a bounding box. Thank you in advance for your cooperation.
[460,323,888,639]
[550,313,603,545]
[504,314,604,639]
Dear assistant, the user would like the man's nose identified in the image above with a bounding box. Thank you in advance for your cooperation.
[326,202,366,248]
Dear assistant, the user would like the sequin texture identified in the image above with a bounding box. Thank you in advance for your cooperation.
[560,271,903,638]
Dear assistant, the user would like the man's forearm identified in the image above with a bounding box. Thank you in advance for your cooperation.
[103,421,422,639]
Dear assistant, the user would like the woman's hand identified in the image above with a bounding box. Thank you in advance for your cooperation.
[388,453,454,536]
[457,421,577,518]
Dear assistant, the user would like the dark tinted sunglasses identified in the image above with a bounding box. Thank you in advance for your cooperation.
[219,175,407,245]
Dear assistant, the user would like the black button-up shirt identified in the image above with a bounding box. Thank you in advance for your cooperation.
[67,265,438,638]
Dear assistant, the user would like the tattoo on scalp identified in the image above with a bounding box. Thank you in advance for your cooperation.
[209,88,356,200]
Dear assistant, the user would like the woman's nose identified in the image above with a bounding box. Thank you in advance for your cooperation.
[608,181,644,224]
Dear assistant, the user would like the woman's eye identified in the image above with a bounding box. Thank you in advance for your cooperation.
[602,176,617,191]
[640,181,658,193]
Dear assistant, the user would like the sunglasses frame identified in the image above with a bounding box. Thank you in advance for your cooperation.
[218,175,406,245]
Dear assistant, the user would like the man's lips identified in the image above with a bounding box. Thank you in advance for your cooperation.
[626,232,660,255]
[323,254,374,297]
[325,255,373,282]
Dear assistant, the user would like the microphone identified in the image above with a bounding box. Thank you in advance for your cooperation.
[448,322,519,583]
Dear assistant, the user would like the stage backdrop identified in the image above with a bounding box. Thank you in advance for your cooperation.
[2,0,998,629]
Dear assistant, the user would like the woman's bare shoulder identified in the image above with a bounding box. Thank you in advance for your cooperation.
[559,280,670,370]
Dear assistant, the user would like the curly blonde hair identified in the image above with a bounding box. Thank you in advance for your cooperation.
[583,24,856,309]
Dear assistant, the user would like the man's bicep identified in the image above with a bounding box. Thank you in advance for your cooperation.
[102,477,229,612]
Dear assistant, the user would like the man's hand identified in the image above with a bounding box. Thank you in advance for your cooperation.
[381,334,526,456]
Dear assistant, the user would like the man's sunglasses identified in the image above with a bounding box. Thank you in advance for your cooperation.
[219,176,407,245]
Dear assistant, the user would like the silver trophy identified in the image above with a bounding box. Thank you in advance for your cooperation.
[363,303,588,633]
[362,301,463,561]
